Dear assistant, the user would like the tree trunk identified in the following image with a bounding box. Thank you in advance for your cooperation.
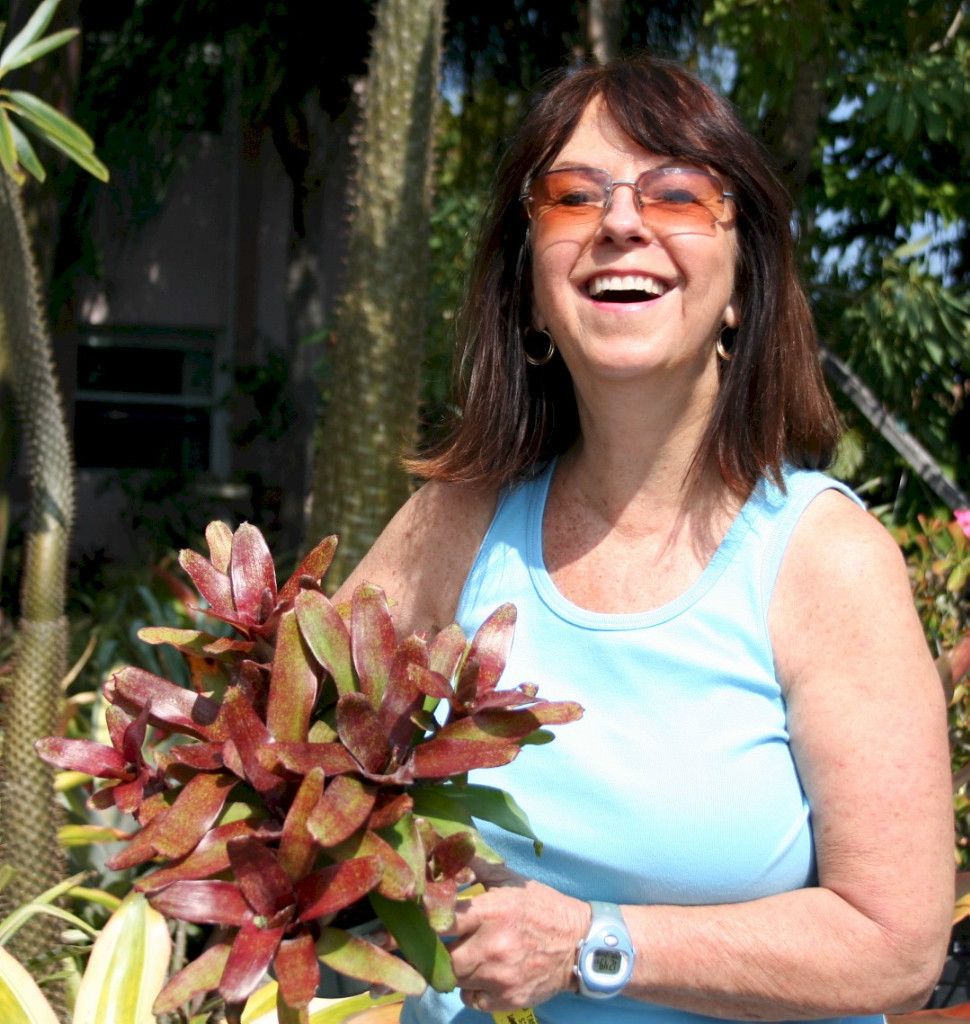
[305,0,444,585]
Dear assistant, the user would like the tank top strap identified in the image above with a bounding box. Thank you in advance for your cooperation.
[753,467,866,613]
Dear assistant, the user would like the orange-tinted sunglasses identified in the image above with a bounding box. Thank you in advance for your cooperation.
[521,165,735,238]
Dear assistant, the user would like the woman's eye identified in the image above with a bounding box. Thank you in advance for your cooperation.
[654,188,700,205]
[557,190,598,207]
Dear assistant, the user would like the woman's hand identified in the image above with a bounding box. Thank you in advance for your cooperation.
[444,861,590,1013]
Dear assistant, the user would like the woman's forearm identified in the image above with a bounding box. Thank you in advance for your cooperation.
[622,886,946,1020]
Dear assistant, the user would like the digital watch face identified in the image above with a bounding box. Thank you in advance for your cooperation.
[592,949,624,975]
[576,904,635,998]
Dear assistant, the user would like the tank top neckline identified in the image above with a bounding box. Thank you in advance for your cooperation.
[524,458,767,631]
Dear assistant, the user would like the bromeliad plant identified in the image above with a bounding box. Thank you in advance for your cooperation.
[37,522,581,1020]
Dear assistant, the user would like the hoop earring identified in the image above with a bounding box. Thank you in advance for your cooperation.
[524,327,556,367]
[715,327,733,362]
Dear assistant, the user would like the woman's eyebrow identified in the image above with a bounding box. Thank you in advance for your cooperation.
[542,158,709,175]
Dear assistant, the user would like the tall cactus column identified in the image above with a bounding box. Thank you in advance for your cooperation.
[306,0,444,582]
[0,167,74,971]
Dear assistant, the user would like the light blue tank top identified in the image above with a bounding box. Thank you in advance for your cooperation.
[404,462,882,1024]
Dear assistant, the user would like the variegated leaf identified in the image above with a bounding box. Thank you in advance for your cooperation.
[295,589,356,695]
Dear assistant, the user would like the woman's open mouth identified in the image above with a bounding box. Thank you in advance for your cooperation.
[585,274,670,304]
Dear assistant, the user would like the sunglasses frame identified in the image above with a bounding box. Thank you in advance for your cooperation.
[520,165,736,233]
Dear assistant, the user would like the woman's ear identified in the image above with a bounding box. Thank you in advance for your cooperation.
[723,298,740,330]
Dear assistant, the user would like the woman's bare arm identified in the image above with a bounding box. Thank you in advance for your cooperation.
[332,479,498,638]
[446,492,953,1017]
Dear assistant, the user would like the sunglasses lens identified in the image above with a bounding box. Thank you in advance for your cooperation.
[528,170,608,228]
[526,167,729,237]
[637,168,725,234]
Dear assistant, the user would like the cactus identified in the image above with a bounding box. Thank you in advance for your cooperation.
[306,0,444,584]
[0,0,107,995]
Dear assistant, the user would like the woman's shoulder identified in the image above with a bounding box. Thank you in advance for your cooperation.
[769,484,926,690]
[334,479,500,636]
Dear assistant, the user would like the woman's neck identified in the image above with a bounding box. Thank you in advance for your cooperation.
[563,372,728,530]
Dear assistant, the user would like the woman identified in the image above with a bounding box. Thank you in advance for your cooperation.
[337,56,952,1023]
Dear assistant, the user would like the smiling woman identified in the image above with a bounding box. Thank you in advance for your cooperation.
[337,54,952,1024]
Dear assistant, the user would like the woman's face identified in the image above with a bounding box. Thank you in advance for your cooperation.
[527,97,739,391]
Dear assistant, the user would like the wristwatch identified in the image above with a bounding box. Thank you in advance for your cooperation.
[573,901,636,999]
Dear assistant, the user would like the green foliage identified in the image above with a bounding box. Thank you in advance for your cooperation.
[0,0,108,183]
[894,513,970,867]
[707,0,969,504]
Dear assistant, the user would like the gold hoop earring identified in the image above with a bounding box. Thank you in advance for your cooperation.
[524,327,556,367]
[715,327,733,362]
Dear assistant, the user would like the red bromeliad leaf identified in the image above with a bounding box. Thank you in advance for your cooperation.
[135,790,170,825]
[148,880,250,925]
[203,637,256,656]
[179,548,234,617]
[230,523,278,623]
[259,741,357,777]
[111,777,149,815]
[436,703,583,743]
[341,829,417,901]
[428,624,467,682]
[35,737,127,778]
[336,693,390,774]
[206,521,234,573]
[108,771,237,869]
[380,637,428,756]
[411,738,520,778]
[452,656,479,710]
[366,791,413,831]
[221,689,281,794]
[118,703,150,763]
[464,604,516,702]
[316,927,426,996]
[136,820,266,892]
[137,626,226,658]
[295,589,356,696]
[105,703,131,754]
[430,832,476,880]
[219,919,286,1005]
[469,686,542,711]
[152,772,239,856]
[108,667,225,740]
[295,855,383,920]
[406,664,454,701]
[279,768,325,881]
[154,940,232,1014]
[227,836,295,918]
[278,535,338,605]
[307,775,376,847]
[422,879,458,932]
[351,585,396,708]
[165,741,225,771]
[274,929,320,1010]
[267,610,318,743]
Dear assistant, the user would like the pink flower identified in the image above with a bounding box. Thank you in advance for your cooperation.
[956,509,970,538]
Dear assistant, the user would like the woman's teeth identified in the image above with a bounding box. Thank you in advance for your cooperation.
[586,274,669,302]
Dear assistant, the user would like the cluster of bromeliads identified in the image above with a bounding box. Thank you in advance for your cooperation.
[37,523,582,1018]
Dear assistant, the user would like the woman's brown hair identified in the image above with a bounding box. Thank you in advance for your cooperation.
[411,55,840,495]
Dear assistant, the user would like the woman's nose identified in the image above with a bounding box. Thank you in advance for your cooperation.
[598,181,652,242]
